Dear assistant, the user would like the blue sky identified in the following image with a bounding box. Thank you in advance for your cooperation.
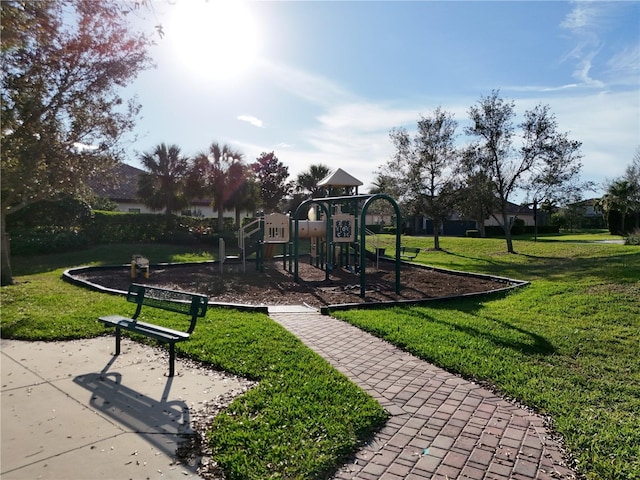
[124,1,639,199]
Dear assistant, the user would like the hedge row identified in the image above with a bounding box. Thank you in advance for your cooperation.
[8,207,564,256]
[8,211,238,256]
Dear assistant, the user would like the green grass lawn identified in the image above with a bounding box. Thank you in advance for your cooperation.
[341,233,639,480]
[0,244,387,479]
[2,236,638,479]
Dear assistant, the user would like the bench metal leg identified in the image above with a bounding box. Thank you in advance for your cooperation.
[168,343,175,377]
[115,326,121,355]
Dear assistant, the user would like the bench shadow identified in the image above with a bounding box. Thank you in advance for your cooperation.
[73,357,196,465]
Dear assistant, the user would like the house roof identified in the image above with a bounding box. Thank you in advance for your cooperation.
[88,162,212,207]
[317,168,363,188]
[505,201,534,214]
[88,162,145,201]
[571,198,600,207]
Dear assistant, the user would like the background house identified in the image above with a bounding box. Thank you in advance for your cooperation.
[406,202,545,236]
[88,162,236,219]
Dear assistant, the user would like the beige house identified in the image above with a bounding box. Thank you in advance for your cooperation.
[483,201,537,227]
[89,162,244,220]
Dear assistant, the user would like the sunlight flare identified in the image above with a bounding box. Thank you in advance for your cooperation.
[167,0,260,81]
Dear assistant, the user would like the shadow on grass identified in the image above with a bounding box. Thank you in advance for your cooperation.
[10,244,216,277]
[439,248,640,284]
[409,301,555,357]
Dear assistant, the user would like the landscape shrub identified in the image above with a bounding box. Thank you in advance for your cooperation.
[485,226,505,237]
[625,229,640,245]
[6,196,92,229]
[85,211,237,247]
[607,210,637,235]
[524,225,560,234]
[9,227,89,255]
[6,197,93,255]
[511,218,526,235]
[6,201,243,255]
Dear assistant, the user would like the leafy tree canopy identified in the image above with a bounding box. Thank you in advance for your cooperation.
[295,164,331,198]
[464,90,585,252]
[382,107,458,249]
[138,143,190,215]
[1,0,153,285]
[252,152,292,213]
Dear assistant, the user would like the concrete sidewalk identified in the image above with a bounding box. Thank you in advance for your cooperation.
[2,309,577,480]
[1,337,249,480]
[269,306,576,480]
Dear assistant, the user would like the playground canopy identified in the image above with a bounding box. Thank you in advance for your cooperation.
[318,168,364,194]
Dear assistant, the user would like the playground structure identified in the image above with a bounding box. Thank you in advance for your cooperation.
[239,193,403,298]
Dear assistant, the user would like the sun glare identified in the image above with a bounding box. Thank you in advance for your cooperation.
[167,1,260,82]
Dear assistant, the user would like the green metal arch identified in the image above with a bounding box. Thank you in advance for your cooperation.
[289,194,402,298]
[360,194,402,297]
[293,198,332,282]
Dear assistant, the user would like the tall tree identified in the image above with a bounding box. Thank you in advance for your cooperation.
[225,161,259,229]
[465,90,584,253]
[137,143,190,215]
[252,152,293,213]
[600,179,636,234]
[624,146,640,231]
[193,143,245,231]
[1,0,152,285]
[383,107,458,249]
[454,169,497,238]
[295,164,331,198]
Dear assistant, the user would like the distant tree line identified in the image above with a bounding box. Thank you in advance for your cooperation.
[595,146,640,235]
[376,90,591,253]
[131,142,345,226]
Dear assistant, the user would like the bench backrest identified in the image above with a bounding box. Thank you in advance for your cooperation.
[126,283,208,334]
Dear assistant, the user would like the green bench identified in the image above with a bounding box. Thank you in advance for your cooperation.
[98,284,208,377]
[399,246,421,260]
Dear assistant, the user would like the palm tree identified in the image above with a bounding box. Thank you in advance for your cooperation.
[599,179,636,234]
[137,143,189,215]
[194,143,245,231]
[296,164,331,198]
[225,161,259,229]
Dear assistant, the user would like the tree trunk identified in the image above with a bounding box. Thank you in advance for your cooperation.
[433,220,441,250]
[217,205,224,232]
[235,208,242,231]
[1,213,14,286]
[501,211,515,253]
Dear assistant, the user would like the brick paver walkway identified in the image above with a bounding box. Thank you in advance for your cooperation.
[269,307,575,480]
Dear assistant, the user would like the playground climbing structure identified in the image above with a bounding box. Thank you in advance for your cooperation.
[238,193,403,298]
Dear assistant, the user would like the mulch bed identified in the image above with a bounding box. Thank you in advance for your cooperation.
[76,258,510,308]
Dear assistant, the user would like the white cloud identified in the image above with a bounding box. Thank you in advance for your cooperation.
[560,2,601,31]
[317,102,422,132]
[260,59,353,107]
[237,115,264,128]
[504,89,639,194]
[232,52,637,197]
[606,44,640,86]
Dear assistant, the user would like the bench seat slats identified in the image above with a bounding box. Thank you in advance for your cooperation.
[98,315,189,341]
[399,246,420,259]
[98,284,208,376]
